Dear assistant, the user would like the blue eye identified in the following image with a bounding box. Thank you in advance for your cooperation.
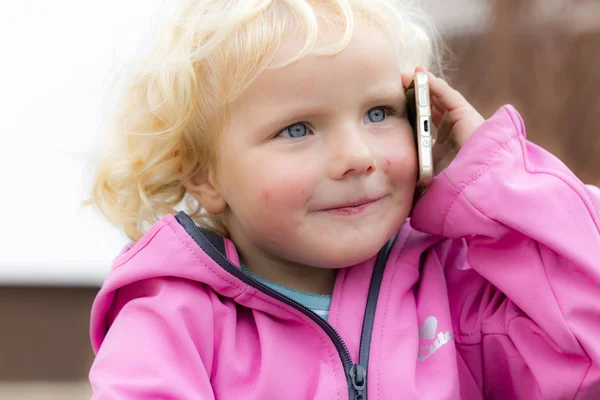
[278,122,310,138]
[365,107,388,123]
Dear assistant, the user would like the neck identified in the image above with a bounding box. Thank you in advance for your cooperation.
[239,250,337,296]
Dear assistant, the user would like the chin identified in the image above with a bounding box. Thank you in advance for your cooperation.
[306,230,399,269]
[315,220,407,268]
[319,248,383,269]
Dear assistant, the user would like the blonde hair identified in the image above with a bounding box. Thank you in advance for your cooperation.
[90,0,444,241]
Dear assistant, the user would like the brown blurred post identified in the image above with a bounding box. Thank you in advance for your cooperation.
[0,286,96,396]
[447,0,600,185]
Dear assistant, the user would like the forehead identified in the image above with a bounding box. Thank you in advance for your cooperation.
[231,24,403,109]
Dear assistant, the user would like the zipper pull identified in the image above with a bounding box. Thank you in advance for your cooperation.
[349,364,367,400]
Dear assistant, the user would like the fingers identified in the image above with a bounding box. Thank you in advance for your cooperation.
[425,71,469,113]
[430,96,446,127]
[403,67,456,130]
[403,69,444,130]
[400,72,413,89]
[434,112,453,144]
[404,67,483,149]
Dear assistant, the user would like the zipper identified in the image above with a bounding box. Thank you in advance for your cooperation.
[175,212,396,400]
[354,233,397,399]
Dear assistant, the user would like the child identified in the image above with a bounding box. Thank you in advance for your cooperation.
[88,0,600,399]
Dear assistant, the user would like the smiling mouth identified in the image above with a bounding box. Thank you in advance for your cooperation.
[321,196,385,216]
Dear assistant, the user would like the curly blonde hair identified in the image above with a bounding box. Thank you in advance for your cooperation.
[90,0,443,241]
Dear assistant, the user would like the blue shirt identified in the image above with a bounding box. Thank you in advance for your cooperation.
[242,267,331,320]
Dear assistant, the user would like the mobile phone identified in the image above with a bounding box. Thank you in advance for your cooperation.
[405,72,433,186]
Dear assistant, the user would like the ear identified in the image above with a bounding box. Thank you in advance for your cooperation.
[183,166,227,214]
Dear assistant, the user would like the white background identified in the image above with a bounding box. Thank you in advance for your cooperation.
[0,0,488,286]
[0,0,165,286]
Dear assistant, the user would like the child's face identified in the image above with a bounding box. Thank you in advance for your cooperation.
[212,25,416,269]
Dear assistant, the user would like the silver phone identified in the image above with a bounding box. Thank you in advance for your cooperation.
[405,72,433,186]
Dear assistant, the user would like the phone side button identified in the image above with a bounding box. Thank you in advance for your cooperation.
[419,88,428,106]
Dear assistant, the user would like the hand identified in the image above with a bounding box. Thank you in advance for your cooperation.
[401,67,485,173]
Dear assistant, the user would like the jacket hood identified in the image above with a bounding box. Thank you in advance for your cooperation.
[90,212,247,351]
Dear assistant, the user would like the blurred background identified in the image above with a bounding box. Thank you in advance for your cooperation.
[0,0,598,398]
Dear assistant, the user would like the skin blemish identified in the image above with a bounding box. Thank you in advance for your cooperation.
[383,157,392,172]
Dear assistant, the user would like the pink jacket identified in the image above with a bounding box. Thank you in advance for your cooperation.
[89,106,600,399]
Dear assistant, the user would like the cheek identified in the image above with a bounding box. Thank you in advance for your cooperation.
[384,151,416,173]
[238,160,319,243]
[380,142,418,186]
[256,165,314,208]
[227,152,318,213]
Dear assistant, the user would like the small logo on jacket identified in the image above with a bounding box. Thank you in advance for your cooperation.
[417,316,453,361]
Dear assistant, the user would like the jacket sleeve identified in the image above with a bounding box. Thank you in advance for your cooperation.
[411,105,600,399]
[89,278,216,400]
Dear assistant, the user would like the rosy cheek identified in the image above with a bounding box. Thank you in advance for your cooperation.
[383,151,417,183]
[251,158,319,208]
[382,156,399,175]
[258,178,311,207]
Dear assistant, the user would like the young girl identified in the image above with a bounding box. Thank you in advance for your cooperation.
[88,0,600,399]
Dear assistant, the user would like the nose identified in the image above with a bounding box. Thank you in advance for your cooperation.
[327,128,376,180]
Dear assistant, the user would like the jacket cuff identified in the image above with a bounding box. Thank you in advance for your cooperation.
[411,105,524,236]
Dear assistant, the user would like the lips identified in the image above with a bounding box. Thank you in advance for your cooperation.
[320,196,385,215]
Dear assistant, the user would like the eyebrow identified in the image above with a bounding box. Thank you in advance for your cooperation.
[252,82,406,133]
[361,86,406,107]
[361,81,406,102]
